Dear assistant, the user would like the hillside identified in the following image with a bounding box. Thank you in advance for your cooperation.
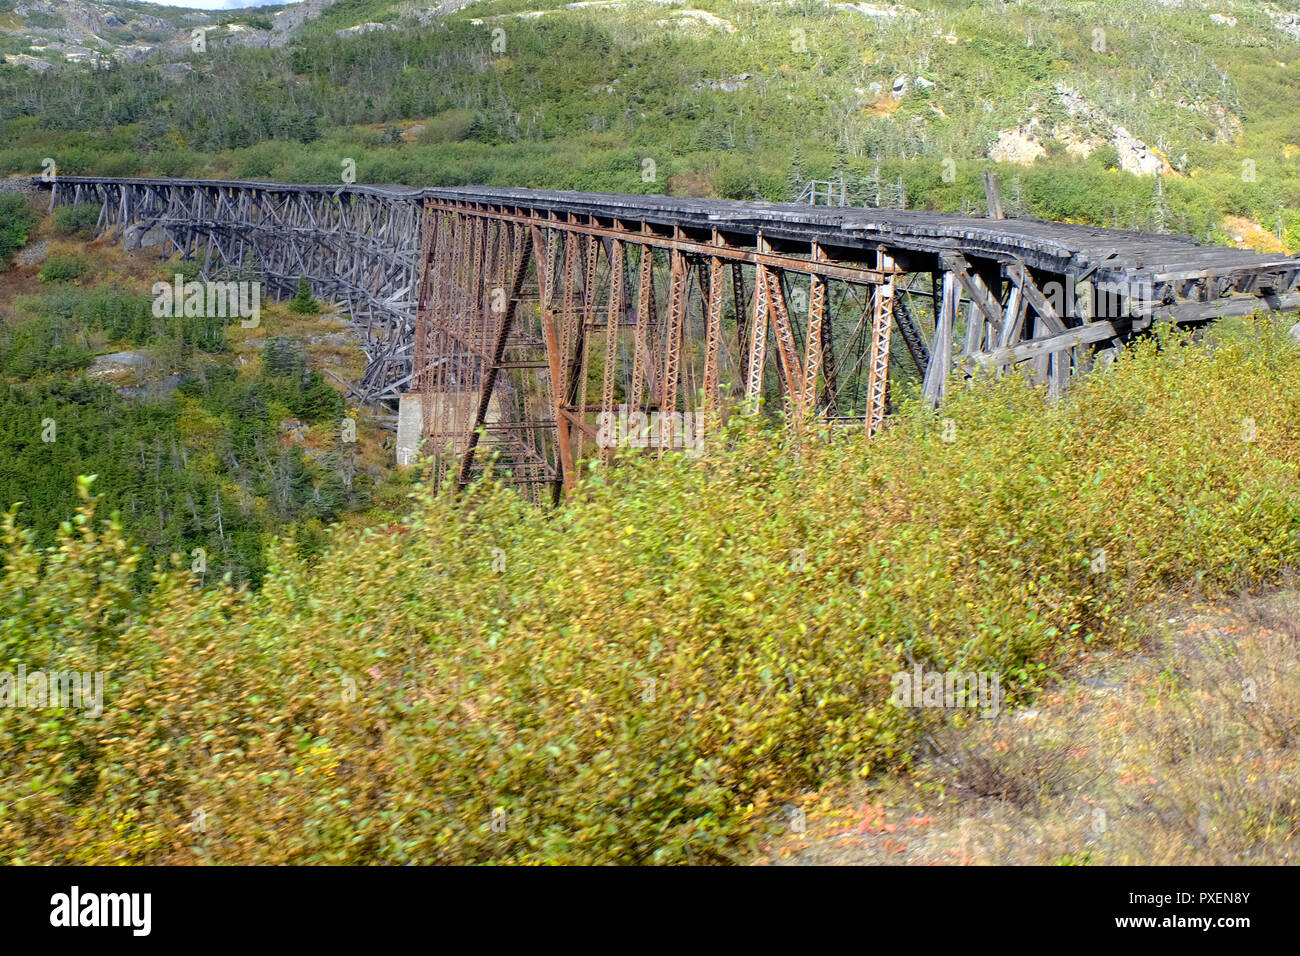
[1,0,1300,873]
[0,0,1297,247]
[0,189,405,589]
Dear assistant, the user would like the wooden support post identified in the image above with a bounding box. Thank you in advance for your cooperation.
[943,253,1003,357]
[922,270,956,405]
[1006,261,1066,333]
[983,170,1005,220]
[968,320,1120,368]
[997,284,1025,349]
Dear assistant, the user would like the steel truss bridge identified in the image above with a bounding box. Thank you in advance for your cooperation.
[39,176,1300,503]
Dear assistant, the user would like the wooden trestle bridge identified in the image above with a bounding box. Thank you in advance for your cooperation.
[38,176,1300,502]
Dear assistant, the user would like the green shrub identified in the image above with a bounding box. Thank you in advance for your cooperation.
[0,195,35,269]
[0,312,92,377]
[4,318,1300,864]
[418,110,477,145]
[288,276,319,314]
[0,193,37,270]
[51,203,101,239]
[36,285,153,343]
[23,10,64,28]
[37,255,89,283]
[1090,145,1120,172]
[92,151,141,178]
[148,149,203,178]
[263,335,306,377]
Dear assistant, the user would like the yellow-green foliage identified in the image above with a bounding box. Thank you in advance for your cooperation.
[3,319,1300,864]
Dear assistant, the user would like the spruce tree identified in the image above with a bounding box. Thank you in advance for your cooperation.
[289,276,319,314]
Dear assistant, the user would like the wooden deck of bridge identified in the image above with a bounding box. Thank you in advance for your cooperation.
[33,175,1300,499]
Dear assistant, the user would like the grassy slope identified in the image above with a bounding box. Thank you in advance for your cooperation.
[0,204,404,588]
[0,0,1296,243]
[762,589,1300,866]
[1,0,1299,865]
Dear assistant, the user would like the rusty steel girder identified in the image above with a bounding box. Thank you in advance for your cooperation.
[38,177,1300,423]
[415,199,907,498]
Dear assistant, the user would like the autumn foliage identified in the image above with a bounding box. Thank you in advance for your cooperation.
[3,318,1300,863]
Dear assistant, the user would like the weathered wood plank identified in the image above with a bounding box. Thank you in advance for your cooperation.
[968,321,1120,368]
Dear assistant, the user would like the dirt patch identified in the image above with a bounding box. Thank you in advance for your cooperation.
[989,122,1047,165]
[668,171,713,197]
[758,588,1300,865]
[866,94,901,118]
[1223,215,1290,254]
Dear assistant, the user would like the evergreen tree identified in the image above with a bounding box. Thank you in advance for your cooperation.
[786,144,808,200]
[289,276,319,314]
